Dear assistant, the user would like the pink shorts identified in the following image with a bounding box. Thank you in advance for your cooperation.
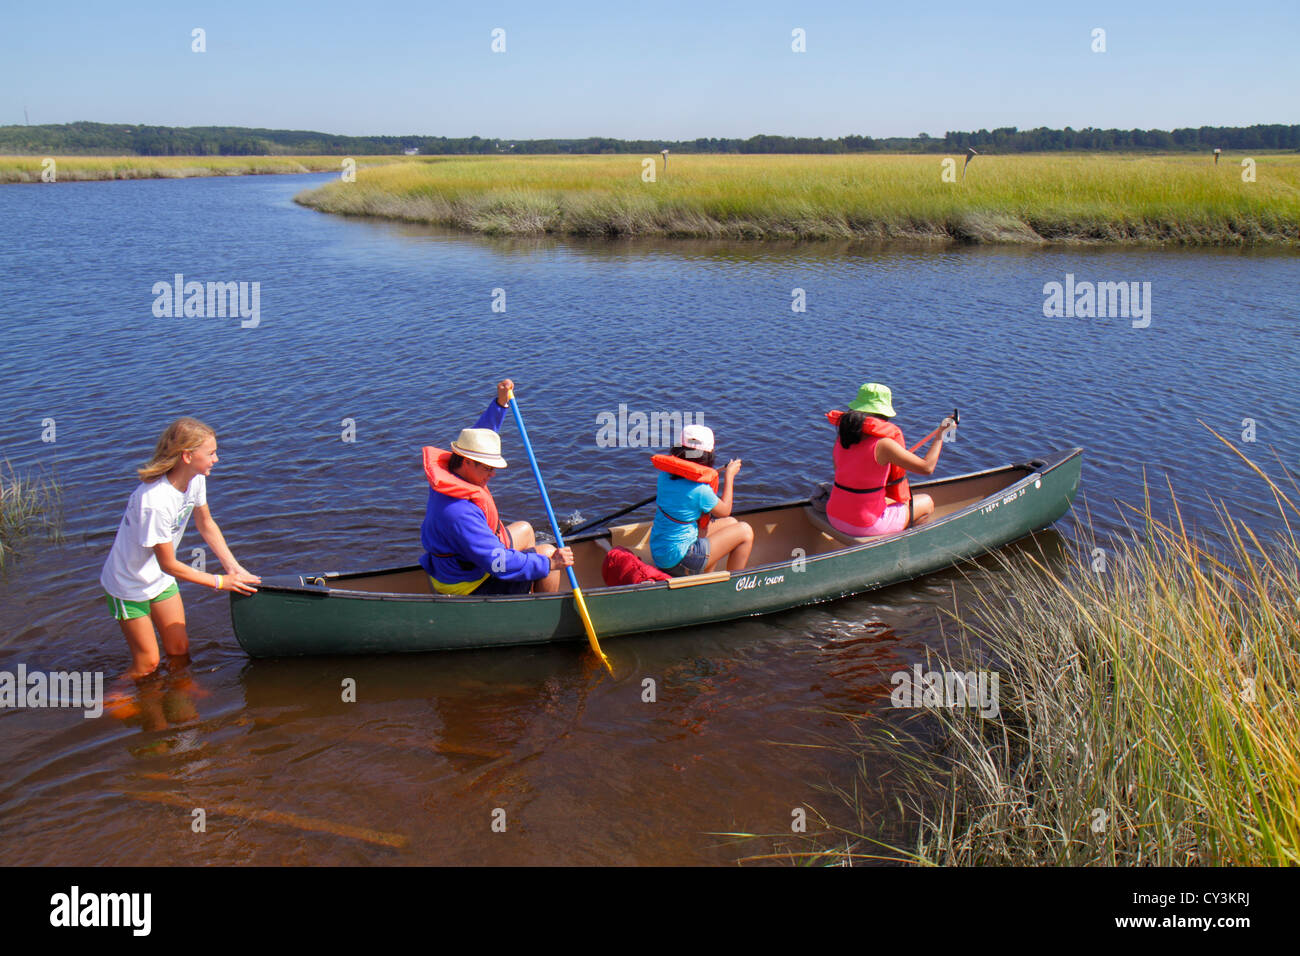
[828,502,910,538]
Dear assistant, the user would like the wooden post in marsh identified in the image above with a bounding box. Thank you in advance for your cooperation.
[962,147,978,181]
[1214,148,1221,165]
[661,149,669,175]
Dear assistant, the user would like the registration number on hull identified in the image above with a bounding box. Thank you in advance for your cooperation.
[979,486,1027,516]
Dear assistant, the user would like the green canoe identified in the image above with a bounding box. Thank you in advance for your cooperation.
[230,447,1082,658]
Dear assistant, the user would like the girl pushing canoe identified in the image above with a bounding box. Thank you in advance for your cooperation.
[100,418,260,679]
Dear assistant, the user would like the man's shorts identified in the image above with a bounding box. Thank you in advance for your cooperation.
[475,574,535,595]
[106,582,180,621]
[663,536,711,577]
[475,545,542,595]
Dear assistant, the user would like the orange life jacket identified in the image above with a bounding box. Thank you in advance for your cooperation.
[422,447,511,550]
[825,410,912,506]
[651,453,720,534]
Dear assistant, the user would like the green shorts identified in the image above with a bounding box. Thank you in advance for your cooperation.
[106,582,180,621]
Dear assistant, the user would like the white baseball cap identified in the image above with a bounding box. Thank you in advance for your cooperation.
[680,424,715,453]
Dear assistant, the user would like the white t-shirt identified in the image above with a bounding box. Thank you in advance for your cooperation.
[99,474,207,601]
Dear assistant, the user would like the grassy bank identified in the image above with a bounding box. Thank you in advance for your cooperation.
[0,155,409,184]
[293,152,1300,245]
[0,462,63,569]
[828,439,1299,866]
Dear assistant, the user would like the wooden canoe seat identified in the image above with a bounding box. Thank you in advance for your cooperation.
[802,505,873,545]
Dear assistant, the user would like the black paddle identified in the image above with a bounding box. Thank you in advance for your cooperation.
[563,494,657,536]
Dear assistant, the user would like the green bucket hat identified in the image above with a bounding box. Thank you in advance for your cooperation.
[848,383,896,418]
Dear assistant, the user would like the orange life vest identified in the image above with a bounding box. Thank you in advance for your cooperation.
[422,447,511,550]
[825,410,912,509]
[651,454,720,534]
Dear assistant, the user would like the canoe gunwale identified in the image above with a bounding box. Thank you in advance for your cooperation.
[265,447,1082,603]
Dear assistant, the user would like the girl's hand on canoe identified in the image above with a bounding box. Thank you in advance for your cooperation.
[216,570,259,594]
[497,379,515,407]
[549,547,574,570]
[227,563,261,583]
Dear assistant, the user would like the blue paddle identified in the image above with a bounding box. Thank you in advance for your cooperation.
[506,390,613,674]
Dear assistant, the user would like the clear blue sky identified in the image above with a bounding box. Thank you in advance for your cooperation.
[3,0,1296,139]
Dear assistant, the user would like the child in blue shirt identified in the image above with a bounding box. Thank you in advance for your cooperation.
[649,425,753,576]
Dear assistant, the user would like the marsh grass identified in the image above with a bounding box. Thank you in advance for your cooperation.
[295,152,1300,245]
[0,155,409,184]
[796,433,1300,867]
[0,461,64,569]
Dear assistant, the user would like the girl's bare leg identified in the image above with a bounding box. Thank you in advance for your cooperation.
[119,617,162,679]
[149,592,191,666]
[907,493,936,527]
[705,520,754,572]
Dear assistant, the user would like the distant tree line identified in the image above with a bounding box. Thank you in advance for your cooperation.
[2,121,1296,156]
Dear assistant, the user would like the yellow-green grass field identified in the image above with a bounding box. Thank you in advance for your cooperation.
[0,154,410,184]
[295,152,1300,245]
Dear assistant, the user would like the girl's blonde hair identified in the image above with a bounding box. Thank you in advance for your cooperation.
[138,418,215,482]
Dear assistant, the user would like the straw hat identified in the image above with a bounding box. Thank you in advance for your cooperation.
[451,428,507,469]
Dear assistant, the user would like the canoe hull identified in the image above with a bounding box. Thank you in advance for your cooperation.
[230,447,1082,657]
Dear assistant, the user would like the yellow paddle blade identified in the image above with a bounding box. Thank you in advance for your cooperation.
[571,585,613,675]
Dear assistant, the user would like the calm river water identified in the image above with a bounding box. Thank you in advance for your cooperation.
[0,172,1296,864]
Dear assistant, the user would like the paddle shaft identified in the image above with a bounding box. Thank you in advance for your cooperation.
[506,393,612,674]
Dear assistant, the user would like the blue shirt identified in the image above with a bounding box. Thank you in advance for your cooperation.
[418,400,550,585]
[649,473,720,568]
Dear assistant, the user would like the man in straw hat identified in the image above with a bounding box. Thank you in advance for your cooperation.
[419,379,573,595]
